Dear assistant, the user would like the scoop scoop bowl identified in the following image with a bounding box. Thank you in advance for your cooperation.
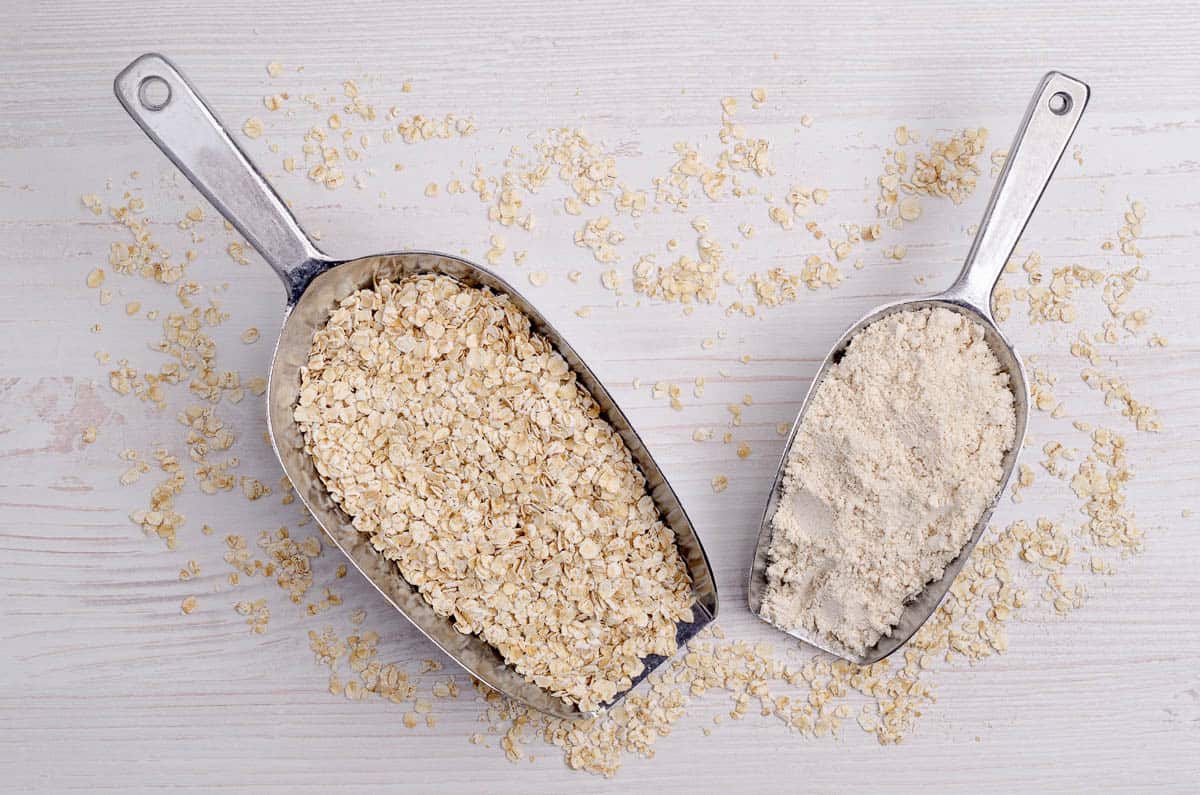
[748,72,1089,665]
[114,53,718,718]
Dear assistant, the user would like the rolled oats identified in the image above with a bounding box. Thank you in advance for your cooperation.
[242,117,265,139]
[294,274,693,710]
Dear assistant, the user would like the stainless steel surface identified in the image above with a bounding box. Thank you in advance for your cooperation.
[113,55,323,303]
[748,72,1089,665]
[114,53,718,719]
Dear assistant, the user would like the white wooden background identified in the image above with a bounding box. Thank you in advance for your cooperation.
[2,1,1199,791]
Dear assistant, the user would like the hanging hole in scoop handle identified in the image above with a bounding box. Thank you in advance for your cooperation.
[114,53,328,303]
[946,71,1089,314]
[1048,91,1072,115]
[137,75,171,111]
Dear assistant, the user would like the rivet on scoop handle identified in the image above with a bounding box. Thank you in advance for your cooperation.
[113,53,327,303]
[946,71,1090,315]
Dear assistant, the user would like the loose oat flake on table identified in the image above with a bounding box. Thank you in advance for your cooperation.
[293,273,694,711]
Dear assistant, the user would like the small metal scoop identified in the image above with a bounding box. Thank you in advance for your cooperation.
[114,53,718,718]
[748,72,1089,665]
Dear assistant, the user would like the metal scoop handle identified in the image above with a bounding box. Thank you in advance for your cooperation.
[945,72,1089,313]
[114,53,328,303]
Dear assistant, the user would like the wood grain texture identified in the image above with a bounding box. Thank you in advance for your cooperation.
[2,1,1198,791]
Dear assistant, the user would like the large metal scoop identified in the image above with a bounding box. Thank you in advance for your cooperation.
[748,72,1089,665]
[114,53,718,718]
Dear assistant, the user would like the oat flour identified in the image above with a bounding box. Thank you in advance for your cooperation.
[761,307,1016,656]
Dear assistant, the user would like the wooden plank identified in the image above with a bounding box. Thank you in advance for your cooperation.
[1,0,1197,790]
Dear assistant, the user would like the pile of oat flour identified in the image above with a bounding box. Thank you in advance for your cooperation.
[761,307,1016,656]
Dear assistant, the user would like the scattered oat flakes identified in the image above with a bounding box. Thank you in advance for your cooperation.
[234,598,270,634]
